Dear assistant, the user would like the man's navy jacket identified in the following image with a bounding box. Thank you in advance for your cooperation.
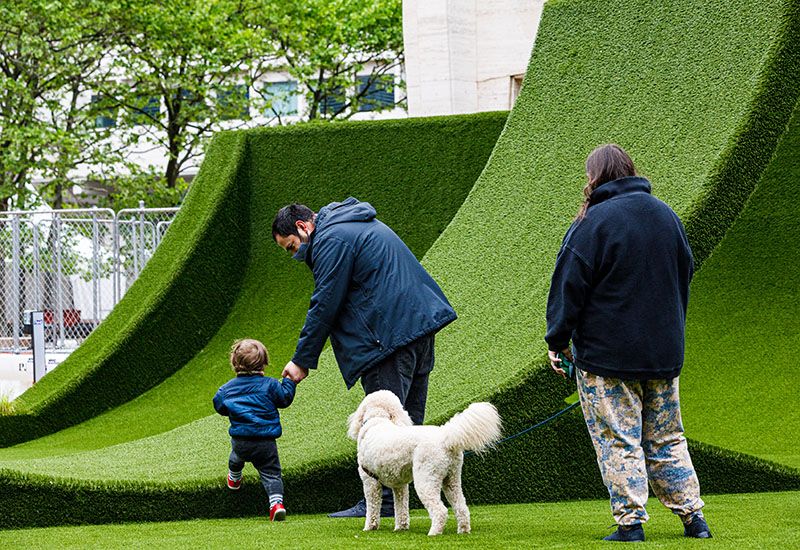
[292,197,457,388]
[545,176,694,380]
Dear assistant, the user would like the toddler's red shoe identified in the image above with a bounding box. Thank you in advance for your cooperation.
[270,502,286,522]
[226,472,242,490]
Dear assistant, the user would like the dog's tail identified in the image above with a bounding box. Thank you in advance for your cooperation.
[442,402,502,454]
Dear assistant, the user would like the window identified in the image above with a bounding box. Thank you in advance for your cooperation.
[263,81,298,117]
[133,95,160,125]
[216,85,250,120]
[356,75,395,112]
[320,84,346,116]
[91,95,116,128]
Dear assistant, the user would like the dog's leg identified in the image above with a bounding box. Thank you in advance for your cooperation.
[413,463,448,536]
[360,466,382,531]
[393,484,410,531]
[443,456,470,534]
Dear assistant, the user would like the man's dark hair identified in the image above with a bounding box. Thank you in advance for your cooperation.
[272,203,315,240]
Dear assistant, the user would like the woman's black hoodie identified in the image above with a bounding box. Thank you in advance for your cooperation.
[545,176,694,380]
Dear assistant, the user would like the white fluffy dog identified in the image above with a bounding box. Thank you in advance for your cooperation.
[347,390,502,536]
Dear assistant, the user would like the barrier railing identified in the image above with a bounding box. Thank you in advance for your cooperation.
[0,202,179,352]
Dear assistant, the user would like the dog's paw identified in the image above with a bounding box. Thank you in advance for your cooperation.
[394,523,410,532]
[457,524,471,534]
[427,528,444,536]
[363,522,379,532]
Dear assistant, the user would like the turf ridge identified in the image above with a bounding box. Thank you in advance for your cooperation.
[0,112,507,452]
[0,131,251,446]
[0,0,799,529]
[680,95,800,469]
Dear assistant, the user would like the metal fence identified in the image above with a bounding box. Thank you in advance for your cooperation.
[0,202,179,352]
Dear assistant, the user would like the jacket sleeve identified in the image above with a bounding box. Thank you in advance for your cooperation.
[292,237,355,370]
[213,389,229,416]
[271,378,297,408]
[545,246,593,352]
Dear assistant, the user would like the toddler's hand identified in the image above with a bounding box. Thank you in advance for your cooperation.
[282,361,308,383]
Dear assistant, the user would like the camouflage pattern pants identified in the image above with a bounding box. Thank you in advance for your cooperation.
[577,369,704,526]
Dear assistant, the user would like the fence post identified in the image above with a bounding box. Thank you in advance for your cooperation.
[11,215,21,351]
[138,200,146,277]
[113,209,119,305]
[91,207,100,324]
[32,222,42,311]
[54,214,65,348]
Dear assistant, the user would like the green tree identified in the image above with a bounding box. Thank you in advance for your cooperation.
[98,0,263,190]
[246,0,404,121]
[0,0,124,210]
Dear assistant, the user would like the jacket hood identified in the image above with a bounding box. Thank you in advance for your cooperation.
[314,197,377,236]
[589,176,651,207]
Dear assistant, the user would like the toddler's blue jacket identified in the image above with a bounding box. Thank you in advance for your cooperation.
[213,375,296,438]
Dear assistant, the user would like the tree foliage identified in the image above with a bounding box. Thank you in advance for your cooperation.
[0,0,404,209]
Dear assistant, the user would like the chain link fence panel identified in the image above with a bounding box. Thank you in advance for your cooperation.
[0,204,179,352]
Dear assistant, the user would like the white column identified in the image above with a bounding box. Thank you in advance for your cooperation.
[403,0,546,117]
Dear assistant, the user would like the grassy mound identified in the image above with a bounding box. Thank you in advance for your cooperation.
[680,97,800,469]
[0,132,251,446]
[0,0,798,529]
[0,113,507,458]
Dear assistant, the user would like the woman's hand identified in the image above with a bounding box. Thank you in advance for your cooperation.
[548,348,573,378]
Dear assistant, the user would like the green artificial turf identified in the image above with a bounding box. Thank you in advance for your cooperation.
[0,0,798,530]
[0,112,507,458]
[680,98,800,469]
[1,492,798,549]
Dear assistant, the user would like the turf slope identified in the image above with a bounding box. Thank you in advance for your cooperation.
[0,0,798,529]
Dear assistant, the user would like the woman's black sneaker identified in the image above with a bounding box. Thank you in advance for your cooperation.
[603,524,645,542]
[683,513,713,538]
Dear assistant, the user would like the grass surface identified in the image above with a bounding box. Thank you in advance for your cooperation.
[681,98,800,468]
[1,492,798,549]
[0,0,798,529]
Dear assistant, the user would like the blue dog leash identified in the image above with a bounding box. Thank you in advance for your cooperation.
[464,400,580,457]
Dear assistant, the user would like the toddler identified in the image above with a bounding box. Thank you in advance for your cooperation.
[213,339,296,521]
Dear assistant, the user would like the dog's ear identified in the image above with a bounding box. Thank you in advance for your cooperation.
[389,402,414,427]
[389,408,414,426]
[347,401,366,440]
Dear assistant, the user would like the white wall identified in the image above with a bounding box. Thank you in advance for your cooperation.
[403,0,546,117]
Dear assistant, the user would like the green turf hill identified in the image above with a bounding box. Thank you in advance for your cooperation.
[0,113,507,449]
[0,0,798,529]
[680,96,800,470]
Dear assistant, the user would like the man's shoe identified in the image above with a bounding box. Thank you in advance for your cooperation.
[328,498,395,518]
[603,524,645,542]
[226,472,241,490]
[269,502,286,522]
[328,499,367,518]
[683,513,712,538]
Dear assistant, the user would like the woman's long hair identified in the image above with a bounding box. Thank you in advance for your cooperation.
[576,144,637,220]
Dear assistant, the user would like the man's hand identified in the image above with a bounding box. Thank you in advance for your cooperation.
[282,361,309,383]
[548,347,573,379]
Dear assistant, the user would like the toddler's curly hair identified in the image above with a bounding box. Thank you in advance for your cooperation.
[230,339,269,374]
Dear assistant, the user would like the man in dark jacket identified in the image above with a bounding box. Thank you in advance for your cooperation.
[272,197,457,517]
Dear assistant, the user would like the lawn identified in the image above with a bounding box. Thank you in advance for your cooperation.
[1,492,798,549]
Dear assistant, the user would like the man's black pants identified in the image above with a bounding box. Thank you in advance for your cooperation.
[358,333,434,510]
[360,333,435,426]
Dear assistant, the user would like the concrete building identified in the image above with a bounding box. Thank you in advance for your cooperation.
[403,0,546,117]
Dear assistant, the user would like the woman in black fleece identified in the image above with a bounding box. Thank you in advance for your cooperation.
[545,144,711,543]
